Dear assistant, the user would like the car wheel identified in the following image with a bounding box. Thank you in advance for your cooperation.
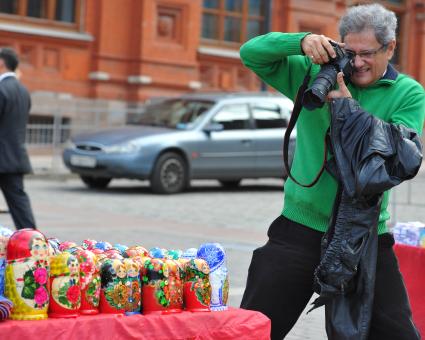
[219,179,241,188]
[80,176,111,189]
[151,152,188,194]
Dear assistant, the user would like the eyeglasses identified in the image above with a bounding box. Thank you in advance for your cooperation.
[344,44,388,60]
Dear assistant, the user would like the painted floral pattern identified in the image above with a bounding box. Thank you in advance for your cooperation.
[142,258,170,308]
[84,276,100,307]
[105,281,128,309]
[21,261,49,309]
[53,277,81,309]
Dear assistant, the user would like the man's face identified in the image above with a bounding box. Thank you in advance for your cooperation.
[343,29,396,87]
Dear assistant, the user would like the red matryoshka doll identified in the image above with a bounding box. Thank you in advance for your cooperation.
[163,259,183,314]
[49,252,81,318]
[141,257,170,314]
[75,249,100,315]
[123,259,141,315]
[184,259,211,312]
[5,229,50,320]
[99,259,126,314]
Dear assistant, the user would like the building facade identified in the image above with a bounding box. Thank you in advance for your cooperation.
[0,0,424,123]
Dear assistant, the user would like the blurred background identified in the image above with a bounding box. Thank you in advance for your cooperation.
[0,0,423,161]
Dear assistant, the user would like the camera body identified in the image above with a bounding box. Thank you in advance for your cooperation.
[302,41,354,110]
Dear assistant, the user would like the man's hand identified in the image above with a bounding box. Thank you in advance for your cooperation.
[327,72,352,99]
[301,34,344,64]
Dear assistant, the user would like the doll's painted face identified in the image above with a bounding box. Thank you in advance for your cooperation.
[68,257,79,276]
[116,264,127,279]
[30,237,49,260]
[126,263,139,278]
[196,260,210,275]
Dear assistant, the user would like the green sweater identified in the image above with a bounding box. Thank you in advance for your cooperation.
[240,32,425,234]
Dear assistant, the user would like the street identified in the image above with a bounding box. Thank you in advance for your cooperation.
[0,176,327,339]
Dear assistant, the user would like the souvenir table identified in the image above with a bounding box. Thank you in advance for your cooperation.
[394,244,425,336]
[0,307,271,339]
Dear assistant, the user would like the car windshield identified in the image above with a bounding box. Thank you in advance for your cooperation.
[128,99,214,129]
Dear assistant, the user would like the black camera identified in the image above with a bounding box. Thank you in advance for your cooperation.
[302,41,354,110]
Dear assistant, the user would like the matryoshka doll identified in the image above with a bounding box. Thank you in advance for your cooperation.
[141,257,170,314]
[124,246,148,259]
[104,249,123,260]
[82,239,97,251]
[76,249,100,315]
[47,238,61,256]
[5,229,50,320]
[99,258,125,314]
[197,243,229,311]
[113,244,128,256]
[123,259,141,315]
[49,252,81,318]
[0,226,13,296]
[184,258,211,312]
[59,241,77,252]
[163,259,183,314]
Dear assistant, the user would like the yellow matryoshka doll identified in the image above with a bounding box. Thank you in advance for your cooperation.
[49,252,81,318]
[5,229,50,320]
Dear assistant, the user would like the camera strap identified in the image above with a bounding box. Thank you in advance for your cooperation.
[283,65,328,187]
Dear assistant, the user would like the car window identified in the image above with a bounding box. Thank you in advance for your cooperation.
[251,103,288,129]
[129,99,214,129]
[212,104,251,130]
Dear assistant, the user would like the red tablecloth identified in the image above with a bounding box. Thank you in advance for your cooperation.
[0,307,270,340]
[394,244,425,336]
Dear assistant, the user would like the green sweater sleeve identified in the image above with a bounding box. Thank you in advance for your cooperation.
[239,32,314,101]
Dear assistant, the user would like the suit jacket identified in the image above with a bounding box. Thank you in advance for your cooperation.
[0,75,32,174]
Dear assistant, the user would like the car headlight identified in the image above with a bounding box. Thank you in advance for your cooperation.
[103,141,141,154]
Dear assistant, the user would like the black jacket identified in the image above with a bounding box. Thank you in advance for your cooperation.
[311,97,422,340]
[0,75,32,174]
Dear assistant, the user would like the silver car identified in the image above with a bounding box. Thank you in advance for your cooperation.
[62,92,295,194]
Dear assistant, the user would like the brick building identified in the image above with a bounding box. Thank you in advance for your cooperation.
[0,0,424,125]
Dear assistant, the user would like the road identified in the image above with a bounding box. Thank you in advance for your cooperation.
[0,176,334,340]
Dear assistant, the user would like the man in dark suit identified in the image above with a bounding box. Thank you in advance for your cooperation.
[0,47,36,230]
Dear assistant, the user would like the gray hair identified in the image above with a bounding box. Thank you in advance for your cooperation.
[339,3,397,45]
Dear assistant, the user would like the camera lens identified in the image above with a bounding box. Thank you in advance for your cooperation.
[302,65,338,110]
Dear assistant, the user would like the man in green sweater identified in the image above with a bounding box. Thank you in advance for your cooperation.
[239,3,425,339]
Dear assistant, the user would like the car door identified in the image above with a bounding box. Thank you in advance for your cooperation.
[249,101,291,177]
[191,103,257,178]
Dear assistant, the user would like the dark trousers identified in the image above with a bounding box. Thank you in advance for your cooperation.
[240,215,420,340]
[0,174,36,230]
